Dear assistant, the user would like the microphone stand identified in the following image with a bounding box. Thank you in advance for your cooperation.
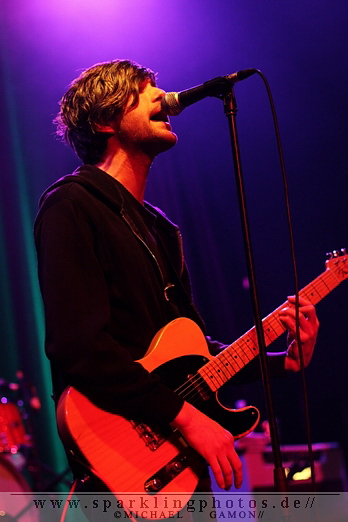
[222,87,287,493]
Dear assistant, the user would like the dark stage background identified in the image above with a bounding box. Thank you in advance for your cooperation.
[0,0,347,489]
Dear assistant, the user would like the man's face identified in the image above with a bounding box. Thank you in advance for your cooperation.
[117,78,178,158]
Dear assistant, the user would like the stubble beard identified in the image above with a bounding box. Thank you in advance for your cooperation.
[118,125,178,160]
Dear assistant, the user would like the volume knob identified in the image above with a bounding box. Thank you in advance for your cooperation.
[145,478,162,492]
[166,460,183,475]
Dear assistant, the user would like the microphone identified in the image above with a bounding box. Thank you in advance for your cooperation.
[161,69,257,115]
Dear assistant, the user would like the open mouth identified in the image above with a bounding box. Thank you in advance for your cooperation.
[150,110,169,123]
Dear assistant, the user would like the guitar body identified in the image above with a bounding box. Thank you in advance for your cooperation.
[57,318,259,514]
[140,317,259,439]
[57,251,348,517]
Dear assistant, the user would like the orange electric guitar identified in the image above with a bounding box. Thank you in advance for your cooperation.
[57,251,347,513]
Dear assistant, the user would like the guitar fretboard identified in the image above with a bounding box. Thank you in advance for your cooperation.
[198,260,346,391]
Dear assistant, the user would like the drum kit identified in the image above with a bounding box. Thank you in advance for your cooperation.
[0,374,70,521]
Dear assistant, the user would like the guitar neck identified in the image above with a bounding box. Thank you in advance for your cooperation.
[198,264,342,391]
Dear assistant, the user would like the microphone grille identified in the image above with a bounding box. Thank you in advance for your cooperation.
[161,92,183,116]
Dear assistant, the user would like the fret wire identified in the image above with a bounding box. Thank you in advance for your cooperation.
[310,278,330,296]
[203,334,259,387]
[262,318,281,344]
[267,314,285,334]
[234,339,253,362]
[208,358,230,384]
[301,272,334,301]
[208,355,234,383]
[301,284,322,302]
[218,351,237,378]
[198,367,218,390]
[218,339,253,372]
[234,339,255,365]
[200,360,225,387]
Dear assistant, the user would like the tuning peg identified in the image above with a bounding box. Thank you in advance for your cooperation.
[326,249,346,259]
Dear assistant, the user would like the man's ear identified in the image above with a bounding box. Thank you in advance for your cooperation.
[94,122,115,133]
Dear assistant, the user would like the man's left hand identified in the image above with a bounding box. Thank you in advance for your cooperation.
[278,295,319,372]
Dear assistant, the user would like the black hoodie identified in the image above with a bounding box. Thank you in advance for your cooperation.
[34,165,210,424]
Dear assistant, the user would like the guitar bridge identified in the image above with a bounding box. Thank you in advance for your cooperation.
[131,421,165,451]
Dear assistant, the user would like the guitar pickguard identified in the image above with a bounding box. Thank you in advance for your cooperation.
[152,354,259,439]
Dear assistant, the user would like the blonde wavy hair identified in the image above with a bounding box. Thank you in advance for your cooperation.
[54,60,156,164]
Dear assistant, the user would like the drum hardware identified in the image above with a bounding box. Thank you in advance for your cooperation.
[0,392,33,456]
[0,373,72,493]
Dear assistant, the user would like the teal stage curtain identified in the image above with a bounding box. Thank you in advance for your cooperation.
[0,29,70,490]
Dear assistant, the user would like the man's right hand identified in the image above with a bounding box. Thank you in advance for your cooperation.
[171,401,243,490]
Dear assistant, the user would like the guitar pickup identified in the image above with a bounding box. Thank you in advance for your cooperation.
[144,454,189,493]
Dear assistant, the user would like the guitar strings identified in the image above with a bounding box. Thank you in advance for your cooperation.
[170,265,343,415]
[172,269,337,406]
[174,337,254,400]
[173,340,254,405]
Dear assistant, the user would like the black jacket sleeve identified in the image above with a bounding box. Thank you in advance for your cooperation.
[35,197,184,425]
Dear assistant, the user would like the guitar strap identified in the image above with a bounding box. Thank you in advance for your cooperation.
[119,188,206,332]
[150,224,207,334]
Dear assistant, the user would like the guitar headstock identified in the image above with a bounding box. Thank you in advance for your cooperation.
[326,248,348,281]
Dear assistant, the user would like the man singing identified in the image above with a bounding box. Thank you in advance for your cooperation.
[34,60,319,497]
